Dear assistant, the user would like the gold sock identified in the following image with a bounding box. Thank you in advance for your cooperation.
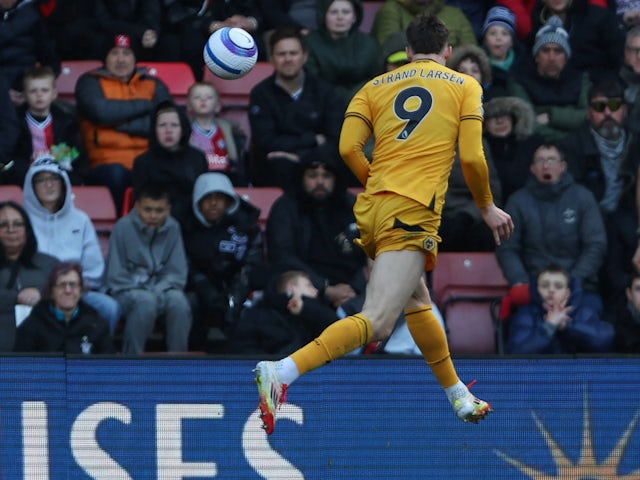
[404,305,459,388]
[290,314,373,376]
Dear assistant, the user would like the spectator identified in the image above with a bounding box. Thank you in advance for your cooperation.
[106,182,192,354]
[608,271,640,352]
[560,80,639,304]
[248,28,344,189]
[0,200,57,351]
[13,261,115,354]
[267,151,367,309]
[0,76,20,181]
[75,33,172,214]
[527,0,625,82]
[620,26,640,133]
[507,16,591,142]
[163,0,265,80]
[447,44,494,100]
[483,96,544,202]
[228,269,338,354]
[505,264,615,354]
[94,0,180,63]
[0,0,60,105]
[132,101,208,227]
[305,0,381,108]
[11,66,88,187]
[379,30,410,72]
[183,172,265,350]
[496,143,607,314]
[187,82,246,183]
[22,157,122,334]
[481,5,522,98]
[372,0,477,47]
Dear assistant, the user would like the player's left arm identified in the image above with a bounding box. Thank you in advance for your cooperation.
[339,114,372,186]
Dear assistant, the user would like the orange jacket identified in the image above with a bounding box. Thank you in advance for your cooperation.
[76,67,171,169]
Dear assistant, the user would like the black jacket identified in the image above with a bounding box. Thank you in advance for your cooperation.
[13,299,115,354]
[248,71,343,184]
[132,103,209,225]
[267,186,367,294]
[228,284,337,355]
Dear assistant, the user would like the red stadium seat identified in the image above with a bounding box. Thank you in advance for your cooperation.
[0,185,24,204]
[235,186,283,230]
[56,60,102,104]
[431,252,510,354]
[138,62,196,105]
[121,186,135,217]
[204,61,274,108]
[72,185,117,232]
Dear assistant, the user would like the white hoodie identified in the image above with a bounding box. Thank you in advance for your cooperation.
[22,157,105,289]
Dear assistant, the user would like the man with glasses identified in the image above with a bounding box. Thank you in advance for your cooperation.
[560,80,640,306]
[496,143,607,316]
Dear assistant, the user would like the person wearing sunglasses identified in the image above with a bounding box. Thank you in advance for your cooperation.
[560,80,640,307]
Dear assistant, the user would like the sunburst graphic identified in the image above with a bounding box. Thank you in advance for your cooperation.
[494,392,640,479]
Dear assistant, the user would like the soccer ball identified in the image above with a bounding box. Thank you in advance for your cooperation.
[203,27,258,80]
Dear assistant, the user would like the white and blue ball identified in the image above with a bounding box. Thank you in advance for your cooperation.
[203,27,258,80]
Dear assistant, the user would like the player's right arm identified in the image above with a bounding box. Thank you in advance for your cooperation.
[339,114,372,187]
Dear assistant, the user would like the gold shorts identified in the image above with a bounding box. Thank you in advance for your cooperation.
[354,191,441,271]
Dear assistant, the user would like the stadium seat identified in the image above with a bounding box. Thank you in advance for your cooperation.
[56,60,102,104]
[72,186,118,257]
[0,185,24,204]
[361,1,384,33]
[431,252,510,354]
[138,62,195,105]
[121,186,135,217]
[204,61,274,108]
[235,186,283,230]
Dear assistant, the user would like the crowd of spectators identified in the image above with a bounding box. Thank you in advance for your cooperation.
[1,0,639,354]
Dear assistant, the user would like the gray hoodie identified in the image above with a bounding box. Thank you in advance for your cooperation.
[192,172,240,227]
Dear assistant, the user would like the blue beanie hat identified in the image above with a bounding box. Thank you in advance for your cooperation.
[482,6,516,38]
[532,16,571,58]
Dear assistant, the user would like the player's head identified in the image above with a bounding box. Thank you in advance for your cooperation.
[134,182,172,229]
[23,66,57,115]
[405,14,450,58]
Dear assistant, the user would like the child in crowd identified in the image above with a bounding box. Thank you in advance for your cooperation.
[11,66,87,186]
[186,82,244,182]
[506,265,615,354]
[481,5,520,99]
[106,182,192,355]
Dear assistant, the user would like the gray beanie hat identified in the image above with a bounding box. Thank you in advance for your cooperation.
[532,16,571,58]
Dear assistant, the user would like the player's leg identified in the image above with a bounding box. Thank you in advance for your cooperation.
[404,278,492,423]
[254,249,425,434]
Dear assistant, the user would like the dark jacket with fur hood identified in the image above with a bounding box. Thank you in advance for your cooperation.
[483,96,544,202]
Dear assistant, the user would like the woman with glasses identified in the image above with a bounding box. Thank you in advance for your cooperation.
[14,261,115,354]
[0,201,57,351]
